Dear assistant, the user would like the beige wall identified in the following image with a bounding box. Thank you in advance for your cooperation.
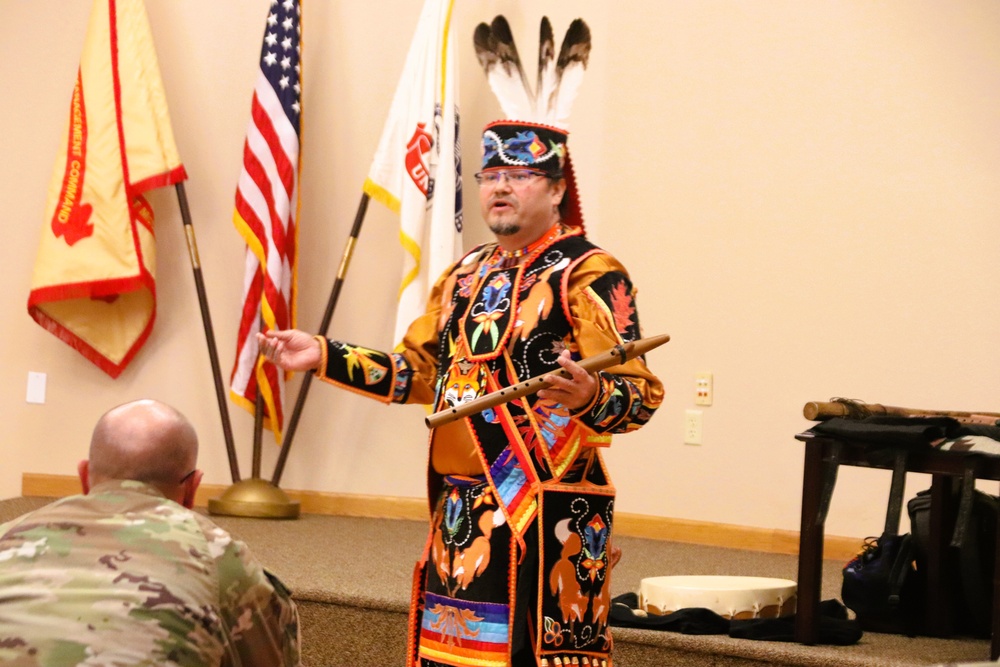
[3,1,999,541]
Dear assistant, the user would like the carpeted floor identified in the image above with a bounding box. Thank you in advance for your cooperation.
[1,496,993,666]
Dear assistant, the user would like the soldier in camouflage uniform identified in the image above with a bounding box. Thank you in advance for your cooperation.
[0,399,300,666]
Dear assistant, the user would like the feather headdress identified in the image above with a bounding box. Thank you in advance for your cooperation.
[473,15,591,130]
[473,16,591,232]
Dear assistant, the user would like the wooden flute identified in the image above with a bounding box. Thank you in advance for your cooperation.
[803,400,1000,425]
[425,333,669,429]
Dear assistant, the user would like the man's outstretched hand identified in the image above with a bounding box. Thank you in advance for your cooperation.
[257,329,322,372]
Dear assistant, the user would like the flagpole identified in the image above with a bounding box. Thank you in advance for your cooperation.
[252,381,265,479]
[174,182,241,483]
[271,193,371,486]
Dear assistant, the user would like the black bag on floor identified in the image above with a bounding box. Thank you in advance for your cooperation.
[907,479,998,638]
[841,532,924,634]
[841,448,925,634]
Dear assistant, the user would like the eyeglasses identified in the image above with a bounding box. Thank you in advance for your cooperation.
[474,169,546,187]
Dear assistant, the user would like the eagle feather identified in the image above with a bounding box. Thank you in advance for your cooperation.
[473,16,534,120]
[550,19,591,129]
[473,15,591,130]
[536,17,557,121]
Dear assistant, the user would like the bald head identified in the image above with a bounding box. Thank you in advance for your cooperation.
[88,399,198,490]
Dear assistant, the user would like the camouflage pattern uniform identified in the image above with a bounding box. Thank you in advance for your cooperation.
[0,480,300,666]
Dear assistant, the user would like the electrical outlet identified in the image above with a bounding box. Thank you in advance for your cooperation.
[695,372,713,406]
[684,409,703,445]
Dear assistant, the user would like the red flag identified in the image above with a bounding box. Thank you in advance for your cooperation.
[230,0,302,443]
[27,0,186,377]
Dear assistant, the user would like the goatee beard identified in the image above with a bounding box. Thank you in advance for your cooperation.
[489,221,521,236]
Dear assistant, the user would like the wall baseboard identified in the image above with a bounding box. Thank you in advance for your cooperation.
[22,473,860,561]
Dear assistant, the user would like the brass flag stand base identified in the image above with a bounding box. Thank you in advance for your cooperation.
[208,478,300,519]
[208,354,302,520]
[206,198,376,521]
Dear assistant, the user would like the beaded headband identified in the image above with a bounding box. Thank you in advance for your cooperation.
[479,120,582,229]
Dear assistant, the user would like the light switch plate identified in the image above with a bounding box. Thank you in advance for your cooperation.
[26,372,46,404]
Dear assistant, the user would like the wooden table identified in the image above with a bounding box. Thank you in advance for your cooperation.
[793,432,1000,659]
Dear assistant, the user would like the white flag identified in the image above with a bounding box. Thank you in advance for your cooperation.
[362,0,461,346]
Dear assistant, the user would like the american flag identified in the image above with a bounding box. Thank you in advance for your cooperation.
[230,0,301,443]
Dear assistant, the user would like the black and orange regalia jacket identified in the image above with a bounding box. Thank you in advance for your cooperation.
[314,226,663,667]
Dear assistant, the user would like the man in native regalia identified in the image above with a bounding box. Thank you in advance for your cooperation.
[260,16,663,667]
[261,118,662,666]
